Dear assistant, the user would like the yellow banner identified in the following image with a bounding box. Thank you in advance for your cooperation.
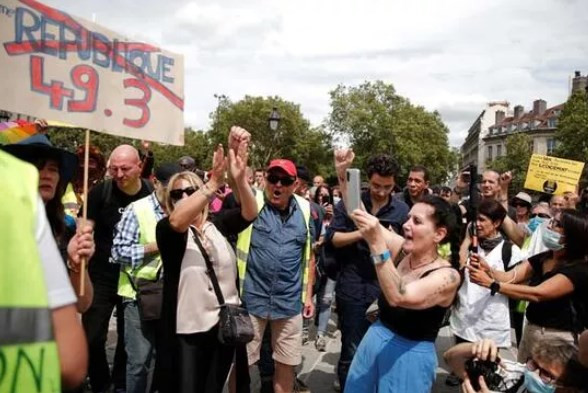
[524,154,585,195]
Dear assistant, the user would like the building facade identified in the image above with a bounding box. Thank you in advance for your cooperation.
[460,101,509,171]
[460,70,587,170]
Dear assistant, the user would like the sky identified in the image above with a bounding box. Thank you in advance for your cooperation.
[46,0,588,147]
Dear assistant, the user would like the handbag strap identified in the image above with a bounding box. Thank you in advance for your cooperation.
[189,227,226,307]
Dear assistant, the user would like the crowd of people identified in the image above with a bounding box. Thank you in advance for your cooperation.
[1,121,587,393]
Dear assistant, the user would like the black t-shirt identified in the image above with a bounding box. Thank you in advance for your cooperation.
[525,251,588,331]
[83,179,152,288]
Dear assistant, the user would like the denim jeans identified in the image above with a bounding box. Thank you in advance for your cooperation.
[336,297,372,391]
[316,277,336,335]
[124,301,157,393]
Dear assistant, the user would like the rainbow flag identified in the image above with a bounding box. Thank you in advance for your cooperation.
[0,120,38,145]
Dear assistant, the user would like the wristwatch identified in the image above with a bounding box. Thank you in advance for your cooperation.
[371,250,391,266]
[490,281,501,296]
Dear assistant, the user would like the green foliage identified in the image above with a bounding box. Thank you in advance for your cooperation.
[488,133,532,193]
[555,90,588,163]
[208,95,334,178]
[328,81,456,184]
[46,127,210,168]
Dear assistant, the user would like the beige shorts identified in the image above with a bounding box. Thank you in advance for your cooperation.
[247,313,302,367]
[517,321,576,362]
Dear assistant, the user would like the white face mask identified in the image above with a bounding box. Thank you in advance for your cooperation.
[333,196,341,205]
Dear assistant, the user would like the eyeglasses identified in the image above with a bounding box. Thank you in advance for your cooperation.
[530,213,551,219]
[266,174,296,186]
[169,186,197,201]
[526,358,557,384]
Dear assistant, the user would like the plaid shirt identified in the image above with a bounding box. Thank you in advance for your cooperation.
[111,192,165,269]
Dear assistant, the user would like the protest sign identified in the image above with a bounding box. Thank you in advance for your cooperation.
[524,154,585,195]
[0,0,185,145]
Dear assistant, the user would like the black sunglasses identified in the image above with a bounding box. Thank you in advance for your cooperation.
[513,202,530,208]
[530,213,551,219]
[169,186,197,201]
[266,174,296,186]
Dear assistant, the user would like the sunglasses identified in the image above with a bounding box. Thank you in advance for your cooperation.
[266,174,296,186]
[526,358,557,384]
[169,186,197,201]
[530,213,551,219]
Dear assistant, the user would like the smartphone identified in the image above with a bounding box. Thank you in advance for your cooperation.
[320,195,331,205]
[346,168,361,215]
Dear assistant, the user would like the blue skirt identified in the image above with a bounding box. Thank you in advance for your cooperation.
[345,321,437,393]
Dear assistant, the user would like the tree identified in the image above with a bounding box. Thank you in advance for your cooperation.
[46,127,210,168]
[555,89,588,187]
[488,133,532,193]
[555,89,588,163]
[208,95,334,177]
[327,81,456,184]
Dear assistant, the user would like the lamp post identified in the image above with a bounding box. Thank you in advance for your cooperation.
[268,107,280,131]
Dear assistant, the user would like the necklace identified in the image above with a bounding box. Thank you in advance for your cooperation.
[409,254,439,270]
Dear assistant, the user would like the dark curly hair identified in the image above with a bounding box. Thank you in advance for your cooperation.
[366,154,399,180]
[420,195,461,271]
[560,209,588,262]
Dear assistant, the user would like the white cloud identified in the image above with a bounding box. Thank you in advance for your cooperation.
[46,0,588,147]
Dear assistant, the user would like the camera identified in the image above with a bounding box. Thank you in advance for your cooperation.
[465,358,504,391]
[321,195,330,205]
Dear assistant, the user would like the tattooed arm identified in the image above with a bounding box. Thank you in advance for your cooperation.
[352,209,460,309]
[375,259,461,309]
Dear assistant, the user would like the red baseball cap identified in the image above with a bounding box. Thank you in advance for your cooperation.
[267,159,297,177]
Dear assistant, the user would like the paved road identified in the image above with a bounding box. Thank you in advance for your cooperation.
[103,315,517,393]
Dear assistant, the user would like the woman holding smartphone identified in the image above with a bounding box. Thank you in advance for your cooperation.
[334,149,462,392]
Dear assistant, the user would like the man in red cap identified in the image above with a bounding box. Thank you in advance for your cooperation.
[235,158,315,393]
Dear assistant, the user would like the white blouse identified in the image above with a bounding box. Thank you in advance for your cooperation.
[176,222,240,334]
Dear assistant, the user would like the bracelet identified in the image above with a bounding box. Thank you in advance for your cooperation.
[505,265,518,284]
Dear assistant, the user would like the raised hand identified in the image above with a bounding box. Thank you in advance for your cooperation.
[228,138,249,182]
[209,144,227,185]
[334,148,355,181]
[228,126,251,156]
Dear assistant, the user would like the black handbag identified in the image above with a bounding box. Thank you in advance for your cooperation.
[190,229,254,345]
[125,269,164,321]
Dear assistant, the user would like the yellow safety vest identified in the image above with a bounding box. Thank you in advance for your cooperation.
[62,183,79,219]
[236,192,312,302]
[0,150,61,393]
[116,195,162,300]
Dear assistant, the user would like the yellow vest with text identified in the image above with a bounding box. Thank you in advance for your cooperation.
[0,151,61,393]
[236,192,312,302]
[117,196,162,300]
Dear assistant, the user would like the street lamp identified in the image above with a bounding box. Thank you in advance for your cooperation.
[268,107,280,131]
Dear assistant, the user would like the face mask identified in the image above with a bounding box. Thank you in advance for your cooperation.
[333,196,341,205]
[542,228,564,251]
[527,217,547,233]
[523,368,556,393]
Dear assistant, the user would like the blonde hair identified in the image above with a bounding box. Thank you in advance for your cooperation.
[165,171,209,224]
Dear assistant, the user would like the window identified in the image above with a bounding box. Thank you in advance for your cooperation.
[487,145,493,161]
[548,118,557,128]
[497,145,502,157]
[528,140,535,153]
[547,139,556,155]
